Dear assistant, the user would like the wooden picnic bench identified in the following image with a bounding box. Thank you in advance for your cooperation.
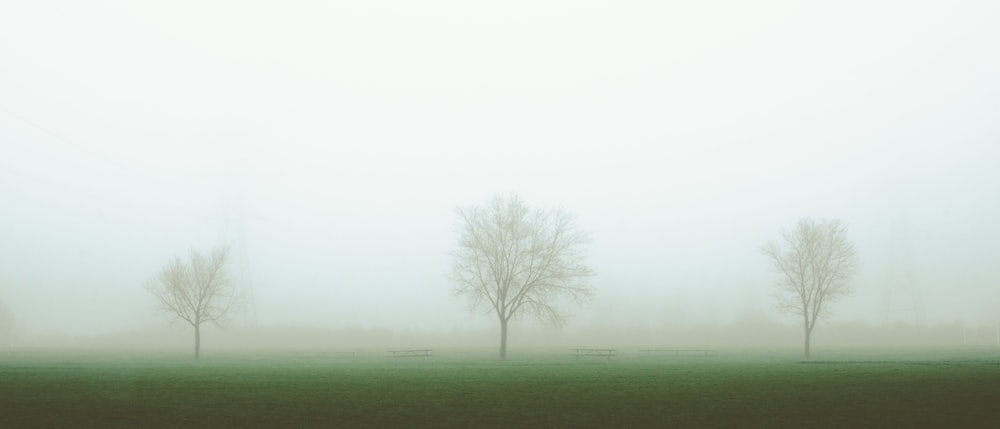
[389,349,433,361]
[572,348,616,361]
[639,348,716,357]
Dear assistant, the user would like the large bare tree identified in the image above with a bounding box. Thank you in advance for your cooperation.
[762,218,858,360]
[452,194,594,360]
[146,245,239,360]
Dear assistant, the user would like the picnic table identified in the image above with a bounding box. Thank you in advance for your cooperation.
[389,349,433,361]
[572,348,616,361]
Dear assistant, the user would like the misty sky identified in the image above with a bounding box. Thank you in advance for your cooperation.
[2,0,999,337]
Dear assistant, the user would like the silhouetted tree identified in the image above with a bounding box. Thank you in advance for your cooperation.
[146,245,238,360]
[452,194,594,360]
[762,218,858,360]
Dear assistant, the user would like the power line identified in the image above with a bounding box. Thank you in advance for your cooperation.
[0,105,72,144]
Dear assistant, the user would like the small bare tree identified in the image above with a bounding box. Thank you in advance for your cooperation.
[146,245,238,360]
[762,218,858,360]
[452,194,594,360]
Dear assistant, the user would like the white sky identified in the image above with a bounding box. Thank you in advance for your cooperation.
[2,0,999,335]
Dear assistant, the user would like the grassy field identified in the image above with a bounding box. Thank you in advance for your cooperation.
[1,347,998,428]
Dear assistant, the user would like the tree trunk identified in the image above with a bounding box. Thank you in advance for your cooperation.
[194,324,201,361]
[803,326,811,360]
[499,318,508,361]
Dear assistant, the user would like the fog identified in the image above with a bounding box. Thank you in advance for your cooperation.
[2,1,999,348]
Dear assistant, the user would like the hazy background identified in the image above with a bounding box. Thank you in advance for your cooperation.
[2,0,998,346]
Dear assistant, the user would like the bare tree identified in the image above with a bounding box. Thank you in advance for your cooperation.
[146,245,239,360]
[762,218,858,360]
[452,194,594,360]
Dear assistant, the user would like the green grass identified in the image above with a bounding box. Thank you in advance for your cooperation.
[1,347,998,428]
